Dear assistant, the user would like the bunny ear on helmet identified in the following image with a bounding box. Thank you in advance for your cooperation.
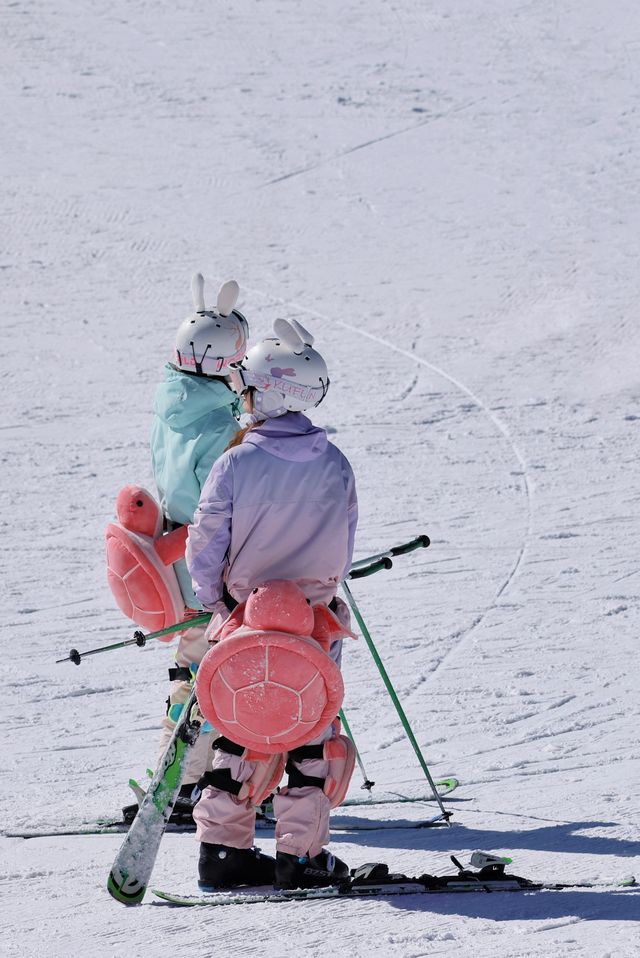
[217,280,240,317]
[191,273,206,312]
[289,318,314,346]
[273,317,304,350]
[175,274,248,377]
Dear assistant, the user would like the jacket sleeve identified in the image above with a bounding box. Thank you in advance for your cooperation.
[186,454,233,610]
[341,455,358,581]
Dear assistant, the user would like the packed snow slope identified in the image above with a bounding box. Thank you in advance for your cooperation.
[2,1,639,955]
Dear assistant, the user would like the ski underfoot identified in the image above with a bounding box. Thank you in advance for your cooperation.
[7,780,461,839]
[152,860,638,908]
[5,814,449,840]
[4,821,195,839]
[343,778,460,804]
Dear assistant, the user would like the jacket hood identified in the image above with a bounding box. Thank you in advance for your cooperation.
[243,412,328,461]
[154,364,236,428]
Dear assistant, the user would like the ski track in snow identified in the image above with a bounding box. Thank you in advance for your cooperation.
[244,284,533,688]
[261,95,489,187]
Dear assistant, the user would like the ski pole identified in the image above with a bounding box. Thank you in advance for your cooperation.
[55,613,212,665]
[338,553,411,791]
[339,708,375,791]
[56,555,395,665]
[340,579,452,824]
[61,539,427,664]
[350,534,430,571]
[347,556,392,579]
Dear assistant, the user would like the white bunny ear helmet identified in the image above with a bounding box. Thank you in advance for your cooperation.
[173,273,249,377]
[230,318,330,417]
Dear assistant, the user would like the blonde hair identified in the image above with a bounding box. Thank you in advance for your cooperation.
[226,421,259,451]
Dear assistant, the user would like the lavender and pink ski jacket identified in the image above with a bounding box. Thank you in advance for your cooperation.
[186,413,358,608]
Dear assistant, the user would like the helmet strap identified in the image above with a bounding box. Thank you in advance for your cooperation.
[188,342,226,377]
[190,341,209,376]
[314,376,330,406]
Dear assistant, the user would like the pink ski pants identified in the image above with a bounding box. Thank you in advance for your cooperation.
[193,723,334,858]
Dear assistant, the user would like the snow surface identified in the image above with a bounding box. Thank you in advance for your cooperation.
[2,0,640,955]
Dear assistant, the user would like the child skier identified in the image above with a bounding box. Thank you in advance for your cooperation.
[131,273,249,820]
[186,317,358,890]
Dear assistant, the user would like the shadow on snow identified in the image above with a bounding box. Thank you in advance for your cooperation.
[383,887,640,922]
[330,817,640,859]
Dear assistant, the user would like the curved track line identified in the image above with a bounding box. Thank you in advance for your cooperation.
[244,287,533,678]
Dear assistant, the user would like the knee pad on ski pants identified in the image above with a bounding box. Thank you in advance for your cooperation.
[280,721,356,808]
[201,737,286,806]
[204,723,356,809]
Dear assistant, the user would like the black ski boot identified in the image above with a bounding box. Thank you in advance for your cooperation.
[274,849,349,890]
[198,843,276,890]
[169,782,202,825]
[122,782,200,826]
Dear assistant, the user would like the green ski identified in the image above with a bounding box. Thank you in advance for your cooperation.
[107,685,202,905]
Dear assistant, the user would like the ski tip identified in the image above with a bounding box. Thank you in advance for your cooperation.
[436,777,459,796]
[107,872,146,907]
[152,888,203,907]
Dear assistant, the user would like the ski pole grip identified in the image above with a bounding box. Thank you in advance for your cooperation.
[348,556,393,579]
[390,534,430,556]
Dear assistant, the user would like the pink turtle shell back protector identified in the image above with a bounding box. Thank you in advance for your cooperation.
[105,485,187,635]
[196,580,351,752]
